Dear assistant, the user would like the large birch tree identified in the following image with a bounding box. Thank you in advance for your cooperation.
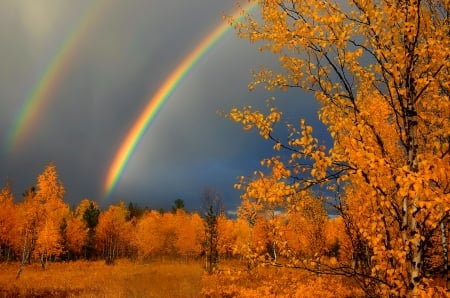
[228,0,449,296]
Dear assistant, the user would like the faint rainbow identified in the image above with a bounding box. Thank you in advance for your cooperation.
[104,2,257,196]
[6,0,107,152]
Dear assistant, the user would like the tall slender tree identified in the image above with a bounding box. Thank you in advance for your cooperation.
[80,200,100,259]
[201,188,224,273]
[33,162,67,268]
[16,187,38,279]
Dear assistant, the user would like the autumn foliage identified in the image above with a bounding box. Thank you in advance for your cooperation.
[1,0,450,296]
[0,164,246,268]
[223,0,449,296]
[0,157,447,295]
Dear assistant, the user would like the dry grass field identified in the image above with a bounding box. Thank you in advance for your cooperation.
[1,259,446,297]
[0,259,203,297]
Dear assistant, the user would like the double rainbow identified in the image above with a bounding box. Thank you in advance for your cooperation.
[104,2,257,196]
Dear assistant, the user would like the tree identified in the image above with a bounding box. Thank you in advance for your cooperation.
[32,162,68,268]
[174,210,204,258]
[172,198,185,213]
[236,160,296,265]
[15,163,68,278]
[133,210,164,260]
[228,0,449,296]
[201,188,224,273]
[217,215,236,258]
[232,218,252,259]
[285,194,330,274]
[127,202,144,220]
[16,187,38,279]
[160,212,178,256]
[0,180,17,262]
[77,199,100,259]
[96,201,130,264]
[63,213,87,260]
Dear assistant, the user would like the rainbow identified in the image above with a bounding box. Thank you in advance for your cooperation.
[6,0,107,152]
[104,2,257,196]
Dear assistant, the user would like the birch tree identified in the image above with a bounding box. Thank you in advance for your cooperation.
[33,162,67,268]
[202,188,224,273]
[0,180,16,262]
[16,187,38,279]
[228,0,450,295]
[96,201,129,264]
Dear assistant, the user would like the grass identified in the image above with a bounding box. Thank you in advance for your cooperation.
[7,258,445,297]
[0,259,204,297]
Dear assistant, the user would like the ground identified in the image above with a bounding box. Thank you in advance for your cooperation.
[0,259,203,297]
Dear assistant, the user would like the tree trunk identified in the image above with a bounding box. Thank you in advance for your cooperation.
[404,95,423,293]
[16,230,30,279]
[40,252,46,269]
[441,217,449,288]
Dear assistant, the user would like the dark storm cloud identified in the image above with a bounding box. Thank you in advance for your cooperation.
[0,1,324,211]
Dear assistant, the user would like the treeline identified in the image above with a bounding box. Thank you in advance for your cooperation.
[0,163,219,269]
[0,163,345,271]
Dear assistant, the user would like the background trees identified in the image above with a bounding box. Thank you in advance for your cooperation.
[96,201,130,264]
[15,163,68,277]
[227,0,449,295]
[32,163,68,268]
[133,210,165,260]
[62,213,86,259]
[78,199,100,259]
[0,181,16,262]
[174,210,204,258]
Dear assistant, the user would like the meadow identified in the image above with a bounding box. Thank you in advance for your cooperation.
[0,258,370,298]
[0,259,203,297]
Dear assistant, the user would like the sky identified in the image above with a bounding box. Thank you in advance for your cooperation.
[0,0,326,212]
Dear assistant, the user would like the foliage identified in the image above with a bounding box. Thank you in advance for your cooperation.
[174,210,205,257]
[96,201,131,265]
[0,155,448,296]
[15,163,68,278]
[33,162,68,266]
[133,210,164,260]
[226,0,450,296]
[201,262,364,297]
[63,214,87,258]
[79,199,100,259]
[0,180,17,261]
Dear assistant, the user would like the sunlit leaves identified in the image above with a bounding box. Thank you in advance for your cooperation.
[0,181,16,260]
[32,163,68,264]
[226,0,450,295]
[96,201,131,264]
[227,103,281,139]
[133,210,164,259]
[174,210,204,256]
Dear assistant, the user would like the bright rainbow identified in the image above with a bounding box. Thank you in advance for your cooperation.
[104,2,257,196]
[6,0,107,152]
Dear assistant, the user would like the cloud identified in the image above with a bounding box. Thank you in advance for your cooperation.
[0,1,325,212]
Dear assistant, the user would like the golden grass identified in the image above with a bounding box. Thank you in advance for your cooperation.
[0,259,203,297]
[201,260,365,297]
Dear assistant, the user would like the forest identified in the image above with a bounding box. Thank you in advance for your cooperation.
[1,0,450,296]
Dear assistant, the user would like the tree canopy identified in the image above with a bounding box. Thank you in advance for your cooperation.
[227,0,449,296]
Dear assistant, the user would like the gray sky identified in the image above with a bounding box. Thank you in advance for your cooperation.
[0,0,326,212]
